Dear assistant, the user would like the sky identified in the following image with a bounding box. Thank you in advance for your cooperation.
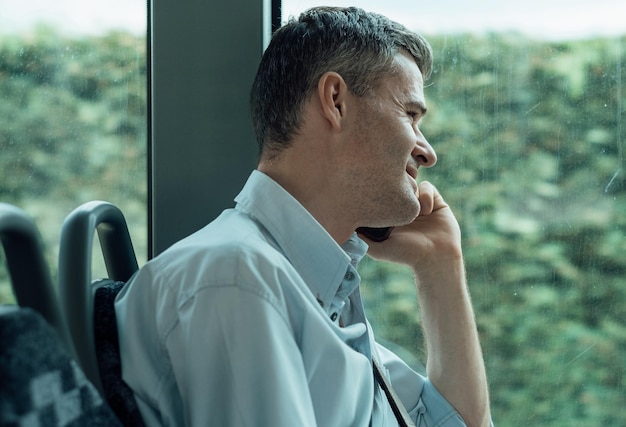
[283,0,626,40]
[0,0,625,40]
[0,0,146,36]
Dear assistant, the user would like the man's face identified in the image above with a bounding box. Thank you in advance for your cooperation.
[348,52,437,228]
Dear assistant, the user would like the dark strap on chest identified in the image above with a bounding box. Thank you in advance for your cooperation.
[373,358,417,427]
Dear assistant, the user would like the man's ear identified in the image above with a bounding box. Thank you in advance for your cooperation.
[317,72,348,131]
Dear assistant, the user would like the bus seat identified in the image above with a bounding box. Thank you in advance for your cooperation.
[0,202,72,352]
[0,202,121,426]
[58,200,144,426]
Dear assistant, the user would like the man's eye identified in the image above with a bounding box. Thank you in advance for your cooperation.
[407,111,419,121]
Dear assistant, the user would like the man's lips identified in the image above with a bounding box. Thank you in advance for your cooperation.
[406,165,418,180]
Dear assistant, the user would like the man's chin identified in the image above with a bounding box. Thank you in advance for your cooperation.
[364,189,421,226]
[386,198,421,227]
[404,193,421,220]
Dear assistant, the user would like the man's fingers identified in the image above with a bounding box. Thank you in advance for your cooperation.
[417,181,436,215]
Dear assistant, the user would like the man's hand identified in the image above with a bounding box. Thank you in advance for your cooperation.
[359,181,492,427]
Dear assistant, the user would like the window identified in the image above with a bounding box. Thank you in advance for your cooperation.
[282,1,626,425]
[0,0,147,301]
[2,0,624,424]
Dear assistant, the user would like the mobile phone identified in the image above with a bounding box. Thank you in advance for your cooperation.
[356,226,394,242]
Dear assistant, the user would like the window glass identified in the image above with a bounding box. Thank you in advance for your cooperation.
[283,1,625,425]
[0,0,147,302]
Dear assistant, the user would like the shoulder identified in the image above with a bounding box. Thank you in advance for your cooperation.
[130,208,302,306]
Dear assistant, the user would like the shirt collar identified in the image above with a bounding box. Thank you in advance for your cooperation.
[234,170,369,311]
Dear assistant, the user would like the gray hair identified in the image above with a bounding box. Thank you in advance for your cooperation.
[250,6,433,156]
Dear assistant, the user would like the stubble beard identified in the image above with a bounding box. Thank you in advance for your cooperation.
[362,176,421,228]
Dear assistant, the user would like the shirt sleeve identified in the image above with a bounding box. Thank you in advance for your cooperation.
[165,284,318,427]
[375,342,469,426]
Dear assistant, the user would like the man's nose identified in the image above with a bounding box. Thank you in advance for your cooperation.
[412,131,437,167]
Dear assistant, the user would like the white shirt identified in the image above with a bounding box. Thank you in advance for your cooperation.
[115,170,465,426]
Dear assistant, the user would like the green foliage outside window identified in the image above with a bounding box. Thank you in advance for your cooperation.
[0,27,147,302]
[1,28,625,425]
[362,34,626,426]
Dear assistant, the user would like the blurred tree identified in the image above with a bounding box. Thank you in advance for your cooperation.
[362,34,626,425]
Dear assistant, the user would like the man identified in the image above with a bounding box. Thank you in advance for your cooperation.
[116,6,491,426]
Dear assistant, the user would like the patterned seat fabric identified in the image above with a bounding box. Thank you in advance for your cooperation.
[93,279,145,426]
[0,307,121,427]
